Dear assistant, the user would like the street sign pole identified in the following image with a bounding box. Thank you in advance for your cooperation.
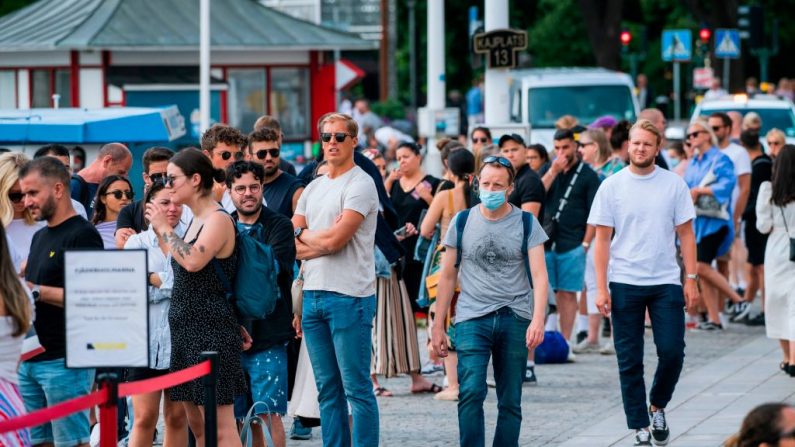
[484,0,510,125]
[673,62,681,121]
[722,58,730,94]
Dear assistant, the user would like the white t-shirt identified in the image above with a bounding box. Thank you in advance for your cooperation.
[587,166,696,286]
[720,142,752,210]
[296,166,379,297]
[6,218,45,263]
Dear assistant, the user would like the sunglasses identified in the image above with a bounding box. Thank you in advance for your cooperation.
[686,130,705,139]
[320,132,352,143]
[148,172,166,184]
[218,150,244,161]
[105,190,134,200]
[768,140,783,145]
[473,138,489,144]
[253,148,280,160]
[165,174,186,187]
[711,125,724,132]
[8,192,23,203]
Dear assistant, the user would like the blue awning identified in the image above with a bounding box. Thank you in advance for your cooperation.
[0,106,186,144]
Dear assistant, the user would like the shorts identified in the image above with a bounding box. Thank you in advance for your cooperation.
[234,343,289,418]
[697,226,729,264]
[744,217,768,266]
[18,359,94,446]
[126,367,169,382]
[545,245,586,293]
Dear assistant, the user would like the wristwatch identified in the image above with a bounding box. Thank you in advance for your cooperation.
[581,241,591,249]
[294,227,304,240]
[685,273,699,281]
[31,284,41,302]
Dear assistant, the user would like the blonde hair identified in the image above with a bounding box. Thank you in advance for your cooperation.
[555,115,579,130]
[689,119,719,148]
[581,129,611,165]
[0,152,34,227]
[0,224,31,337]
[317,113,358,138]
[766,128,786,143]
[742,112,762,130]
[630,119,663,148]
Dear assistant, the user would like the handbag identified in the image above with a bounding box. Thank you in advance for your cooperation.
[240,401,275,447]
[291,264,304,316]
[694,157,730,220]
[780,207,795,262]
[545,162,583,250]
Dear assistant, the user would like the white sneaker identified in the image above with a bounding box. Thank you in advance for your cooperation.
[572,339,600,354]
[486,377,496,388]
[600,340,615,355]
[566,343,577,362]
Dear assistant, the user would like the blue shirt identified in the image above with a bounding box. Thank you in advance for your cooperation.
[466,86,483,116]
[683,147,737,253]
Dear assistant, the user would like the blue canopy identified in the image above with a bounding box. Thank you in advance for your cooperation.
[0,106,186,144]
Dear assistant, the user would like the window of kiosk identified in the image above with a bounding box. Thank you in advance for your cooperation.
[227,68,267,132]
[270,68,310,140]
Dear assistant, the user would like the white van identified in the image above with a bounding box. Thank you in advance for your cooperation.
[509,67,640,150]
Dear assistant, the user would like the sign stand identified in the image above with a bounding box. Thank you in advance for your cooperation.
[97,372,119,447]
[715,29,741,93]
[662,29,692,121]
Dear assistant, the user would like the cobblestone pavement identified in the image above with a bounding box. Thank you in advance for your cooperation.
[283,321,768,446]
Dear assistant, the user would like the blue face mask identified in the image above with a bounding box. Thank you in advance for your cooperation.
[479,189,507,210]
[669,158,680,168]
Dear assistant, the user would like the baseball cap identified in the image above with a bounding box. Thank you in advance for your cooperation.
[498,133,525,148]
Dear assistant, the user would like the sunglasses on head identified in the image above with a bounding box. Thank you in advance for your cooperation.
[8,192,23,203]
[473,137,489,144]
[253,148,280,160]
[219,150,244,161]
[105,190,134,200]
[320,132,352,143]
[686,130,705,139]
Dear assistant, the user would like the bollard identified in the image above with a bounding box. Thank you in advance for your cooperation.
[200,352,219,447]
[97,372,119,447]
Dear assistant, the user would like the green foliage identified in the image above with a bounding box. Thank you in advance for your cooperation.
[527,0,594,67]
[371,98,406,120]
[0,0,35,17]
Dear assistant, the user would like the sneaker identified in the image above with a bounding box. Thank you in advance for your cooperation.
[572,339,600,354]
[289,419,312,440]
[421,362,444,375]
[634,428,652,446]
[745,312,766,326]
[696,321,724,331]
[599,340,615,355]
[730,301,752,322]
[523,366,538,385]
[649,407,670,445]
[601,317,612,338]
[486,377,496,388]
[566,343,577,362]
[575,330,588,344]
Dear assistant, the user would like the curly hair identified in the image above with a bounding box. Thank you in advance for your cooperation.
[200,124,247,153]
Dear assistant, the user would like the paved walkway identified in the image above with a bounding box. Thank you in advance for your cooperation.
[560,336,795,447]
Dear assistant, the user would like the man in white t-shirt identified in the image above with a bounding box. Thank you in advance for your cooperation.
[292,113,380,446]
[708,112,751,313]
[589,119,699,447]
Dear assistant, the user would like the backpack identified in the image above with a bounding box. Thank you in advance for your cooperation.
[71,174,92,211]
[534,330,570,364]
[212,222,282,320]
[454,208,534,288]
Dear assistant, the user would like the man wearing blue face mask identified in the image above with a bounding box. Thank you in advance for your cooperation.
[431,156,550,446]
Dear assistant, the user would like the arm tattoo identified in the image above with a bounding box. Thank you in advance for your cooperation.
[160,231,193,258]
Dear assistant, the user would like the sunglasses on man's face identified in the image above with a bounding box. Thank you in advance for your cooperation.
[148,172,167,184]
[320,132,352,143]
[472,137,489,144]
[8,192,23,203]
[711,125,724,132]
[218,150,244,161]
[253,148,280,160]
[105,190,134,200]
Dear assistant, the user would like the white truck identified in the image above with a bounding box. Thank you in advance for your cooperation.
[508,67,640,150]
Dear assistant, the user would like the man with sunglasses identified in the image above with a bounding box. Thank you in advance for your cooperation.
[200,124,247,212]
[33,145,88,219]
[70,142,132,219]
[114,147,180,248]
[431,155,548,446]
[248,128,304,218]
[253,115,298,176]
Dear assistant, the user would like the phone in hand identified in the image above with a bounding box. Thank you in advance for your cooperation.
[394,225,407,237]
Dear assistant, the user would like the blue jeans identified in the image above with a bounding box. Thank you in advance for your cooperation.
[456,307,529,447]
[610,282,686,429]
[302,290,378,447]
[17,359,95,446]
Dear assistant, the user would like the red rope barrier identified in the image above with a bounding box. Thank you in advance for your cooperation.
[0,360,211,435]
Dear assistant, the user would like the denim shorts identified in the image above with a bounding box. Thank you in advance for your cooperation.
[545,245,587,293]
[18,359,94,446]
[234,343,289,417]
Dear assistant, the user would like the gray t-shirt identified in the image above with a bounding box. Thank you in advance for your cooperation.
[443,205,548,323]
[296,165,379,297]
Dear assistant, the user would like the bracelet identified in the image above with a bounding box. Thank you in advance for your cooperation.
[581,241,591,249]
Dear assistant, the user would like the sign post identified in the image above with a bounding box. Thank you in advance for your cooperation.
[473,29,528,70]
[714,29,741,92]
[662,29,692,121]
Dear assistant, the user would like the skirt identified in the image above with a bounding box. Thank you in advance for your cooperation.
[0,379,32,447]
[370,270,422,378]
[287,338,320,420]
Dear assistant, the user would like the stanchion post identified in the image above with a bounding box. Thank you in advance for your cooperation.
[97,372,119,447]
[200,352,218,447]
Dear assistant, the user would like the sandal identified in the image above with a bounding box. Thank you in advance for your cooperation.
[411,383,442,394]
[373,386,393,397]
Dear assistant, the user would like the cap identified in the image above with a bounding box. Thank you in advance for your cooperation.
[498,133,525,148]
[588,115,618,130]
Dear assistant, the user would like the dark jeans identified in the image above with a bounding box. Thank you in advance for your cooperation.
[610,282,686,429]
[456,307,529,447]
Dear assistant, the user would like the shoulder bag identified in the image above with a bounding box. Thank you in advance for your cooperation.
[694,157,731,220]
[780,206,795,262]
[543,162,583,251]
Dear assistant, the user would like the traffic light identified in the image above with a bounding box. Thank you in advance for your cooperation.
[620,30,632,47]
[738,5,765,49]
[699,28,711,43]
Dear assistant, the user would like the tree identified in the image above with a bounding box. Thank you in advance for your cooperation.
[577,0,624,69]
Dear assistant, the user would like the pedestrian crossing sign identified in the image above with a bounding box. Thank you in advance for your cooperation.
[662,29,692,62]
[715,29,741,59]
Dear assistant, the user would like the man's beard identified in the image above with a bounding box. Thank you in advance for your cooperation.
[264,165,279,177]
[631,155,656,169]
[237,200,262,217]
[36,195,57,221]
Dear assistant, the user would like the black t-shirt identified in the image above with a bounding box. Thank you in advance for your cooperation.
[744,154,773,219]
[263,172,304,218]
[509,164,545,209]
[543,161,601,253]
[116,199,146,233]
[279,159,297,176]
[233,207,296,352]
[25,215,104,361]
[390,174,441,254]
[70,175,99,219]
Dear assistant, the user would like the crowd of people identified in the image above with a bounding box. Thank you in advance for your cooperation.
[0,99,793,447]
